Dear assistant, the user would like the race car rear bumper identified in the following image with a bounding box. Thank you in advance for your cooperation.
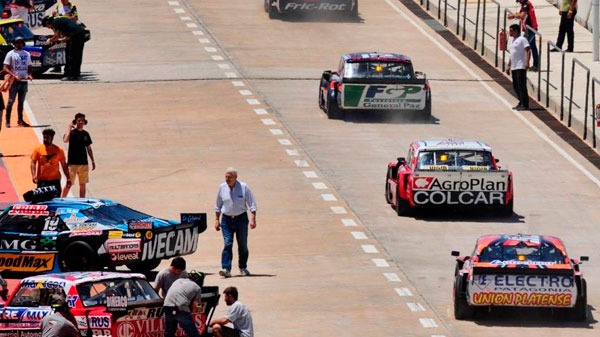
[278,0,355,12]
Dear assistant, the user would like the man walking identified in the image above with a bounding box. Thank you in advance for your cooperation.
[508,0,539,71]
[215,168,257,278]
[163,272,204,337]
[552,0,578,52]
[210,287,254,337]
[42,15,86,80]
[31,129,71,198]
[3,36,32,128]
[41,295,80,337]
[154,257,188,297]
[506,24,531,111]
[62,113,95,197]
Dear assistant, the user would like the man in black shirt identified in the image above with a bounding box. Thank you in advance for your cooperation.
[42,15,86,80]
[62,113,95,197]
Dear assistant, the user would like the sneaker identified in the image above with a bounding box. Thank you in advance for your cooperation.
[18,120,30,127]
[218,269,231,278]
[549,48,560,52]
[239,268,251,276]
[529,66,538,72]
[512,104,522,110]
[50,66,62,73]
[516,106,529,111]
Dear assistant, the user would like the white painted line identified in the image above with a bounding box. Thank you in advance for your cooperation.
[303,171,318,178]
[372,259,389,267]
[198,38,211,44]
[431,335,446,337]
[174,8,185,13]
[168,1,180,6]
[341,218,357,226]
[218,63,231,69]
[419,318,438,328]
[225,72,238,78]
[311,182,327,189]
[278,139,292,145]
[212,55,224,61]
[321,194,337,201]
[270,129,283,135]
[286,149,299,156]
[394,287,413,297]
[232,81,244,87]
[254,108,268,115]
[361,245,378,253]
[261,119,276,125]
[384,273,401,282]
[407,303,426,312]
[246,99,260,105]
[330,206,347,214]
[204,47,217,53]
[294,160,309,167]
[192,30,204,35]
[351,231,367,240]
[186,23,198,28]
[239,90,253,96]
[384,0,600,189]
[179,16,191,21]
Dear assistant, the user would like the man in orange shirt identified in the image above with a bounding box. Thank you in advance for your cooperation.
[31,129,71,197]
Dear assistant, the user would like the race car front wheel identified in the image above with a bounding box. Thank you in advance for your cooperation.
[127,259,162,273]
[60,241,98,272]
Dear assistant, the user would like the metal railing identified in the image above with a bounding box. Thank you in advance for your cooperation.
[546,41,565,119]
[568,58,590,138]
[481,0,501,67]
[525,25,542,102]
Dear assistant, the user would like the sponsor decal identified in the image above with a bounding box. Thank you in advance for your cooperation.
[115,314,203,337]
[75,315,88,328]
[8,205,49,216]
[21,332,42,337]
[62,213,88,225]
[471,292,572,307]
[106,239,142,253]
[89,316,111,329]
[55,208,78,215]
[462,166,490,171]
[107,295,128,312]
[0,239,37,251]
[129,221,152,230]
[145,231,153,240]
[110,252,140,263]
[411,175,507,206]
[21,279,66,289]
[39,236,57,250]
[70,230,102,237]
[489,260,556,267]
[412,177,505,191]
[71,223,101,231]
[108,231,123,239]
[419,165,449,171]
[0,254,54,272]
[43,217,59,231]
[0,308,50,322]
[284,2,347,11]
[141,226,198,261]
[0,332,19,337]
[66,295,79,308]
[343,84,425,110]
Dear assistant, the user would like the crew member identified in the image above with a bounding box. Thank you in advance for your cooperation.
[154,257,188,297]
[41,295,80,337]
[210,287,254,337]
[51,0,78,73]
[163,271,204,337]
[42,15,86,80]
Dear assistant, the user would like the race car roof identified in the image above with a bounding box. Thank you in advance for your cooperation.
[13,197,114,209]
[343,52,411,63]
[412,139,492,152]
[474,234,567,255]
[21,271,147,286]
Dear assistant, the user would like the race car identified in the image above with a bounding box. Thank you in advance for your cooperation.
[319,52,431,120]
[385,139,513,216]
[0,18,66,75]
[264,0,358,18]
[0,271,220,336]
[452,234,588,321]
[1,0,57,28]
[0,188,207,274]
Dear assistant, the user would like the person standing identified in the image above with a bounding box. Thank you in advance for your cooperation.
[215,168,257,278]
[42,15,86,80]
[163,272,204,337]
[506,24,531,111]
[61,113,95,197]
[8,0,33,24]
[552,0,578,52]
[507,0,539,71]
[154,257,188,297]
[210,287,254,337]
[31,129,71,198]
[51,0,78,73]
[41,295,80,337]
[3,36,32,128]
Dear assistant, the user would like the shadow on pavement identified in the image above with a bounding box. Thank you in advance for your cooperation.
[229,273,276,278]
[0,153,27,158]
[404,207,526,223]
[343,110,438,125]
[276,12,363,23]
[472,305,596,328]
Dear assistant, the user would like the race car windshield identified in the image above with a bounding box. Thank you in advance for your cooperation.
[344,62,413,79]
[417,151,495,170]
[0,23,34,43]
[478,242,566,263]
[9,286,67,307]
[80,204,151,226]
[77,278,160,307]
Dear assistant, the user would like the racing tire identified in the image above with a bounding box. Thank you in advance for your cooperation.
[569,279,587,321]
[318,85,326,111]
[267,0,279,19]
[326,96,343,120]
[395,186,412,216]
[500,199,513,217]
[350,1,358,17]
[422,96,432,120]
[385,168,392,204]
[60,241,98,272]
[126,259,162,273]
[454,274,474,320]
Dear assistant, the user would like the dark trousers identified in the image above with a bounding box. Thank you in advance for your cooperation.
[556,11,575,52]
[165,309,201,337]
[525,30,539,68]
[511,69,529,108]
[37,179,61,198]
[221,213,249,271]
[6,81,27,124]
[66,33,85,77]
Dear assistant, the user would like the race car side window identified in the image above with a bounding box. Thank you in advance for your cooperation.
[78,278,160,307]
[0,214,67,233]
[9,287,67,307]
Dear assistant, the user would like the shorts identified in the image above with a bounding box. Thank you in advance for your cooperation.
[208,325,240,337]
[69,165,89,184]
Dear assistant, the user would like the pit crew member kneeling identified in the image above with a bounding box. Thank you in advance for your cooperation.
[41,294,80,337]
[210,287,254,337]
[163,271,204,337]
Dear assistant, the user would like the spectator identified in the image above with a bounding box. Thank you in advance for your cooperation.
[163,272,204,337]
[41,294,80,337]
[214,168,257,278]
[61,113,95,197]
[552,0,578,52]
[506,24,531,111]
[210,287,254,337]
[154,257,188,297]
[31,129,71,197]
[51,0,78,73]
[42,15,86,80]
[8,0,33,25]
[3,36,32,128]
[508,0,539,72]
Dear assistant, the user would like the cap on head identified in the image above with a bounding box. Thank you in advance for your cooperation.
[188,270,205,287]
[14,36,25,43]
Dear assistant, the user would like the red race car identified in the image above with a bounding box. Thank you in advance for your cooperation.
[452,234,588,321]
[0,271,219,336]
[385,139,513,216]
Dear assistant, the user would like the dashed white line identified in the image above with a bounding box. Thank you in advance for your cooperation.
[225,72,238,78]
[254,108,268,115]
[278,139,292,145]
[179,16,191,20]
[270,129,283,135]
[212,55,224,61]
[286,149,299,156]
[384,273,401,282]
[341,218,357,226]
[407,303,426,312]
[303,171,318,178]
[204,47,217,53]
[419,318,438,328]
[321,194,337,201]
[261,119,275,125]
[168,1,180,6]
[361,245,378,253]
[372,259,389,267]
[174,8,185,13]
[232,81,244,87]
[394,287,413,297]
[311,182,327,189]
[198,38,211,43]
[431,335,446,337]
[294,160,309,167]
[246,98,260,105]
[218,63,231,69]
[330,206,347,214]
[239,90,253,96]
[351,231,367,240]
[186,23,198,28]
[192,30,204,35]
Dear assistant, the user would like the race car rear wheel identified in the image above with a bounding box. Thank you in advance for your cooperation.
[126,259,162,273]
[350,1,358,17]
[60,241,98,272]
[569,279,587,321]
[326,96,343,120]
[499,199,513,217]
[395,186,412,216]
[422,96,431,120]
[385,168,392,204]
[267,0,279,19]
[454,274,474,320]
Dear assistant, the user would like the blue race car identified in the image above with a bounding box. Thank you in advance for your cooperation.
[0,189,207,274]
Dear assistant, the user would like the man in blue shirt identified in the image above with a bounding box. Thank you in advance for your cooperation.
[215,168,257,278]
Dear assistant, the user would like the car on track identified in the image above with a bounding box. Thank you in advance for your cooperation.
[319,52,431,120]
[0,188,207,274]
[0,271,220,336]
[452,234,588,321]
[385,139,513,216]
[264,0,358,18]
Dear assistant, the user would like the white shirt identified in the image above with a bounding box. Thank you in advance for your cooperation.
[227,301,254,337]
[4,49,32,79]
[510,36,529,70]
[215,180,257,216]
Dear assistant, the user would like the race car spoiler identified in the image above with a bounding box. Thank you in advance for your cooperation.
[342,78,427,85]
[473,266,574,276]
[180,213,207,233]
